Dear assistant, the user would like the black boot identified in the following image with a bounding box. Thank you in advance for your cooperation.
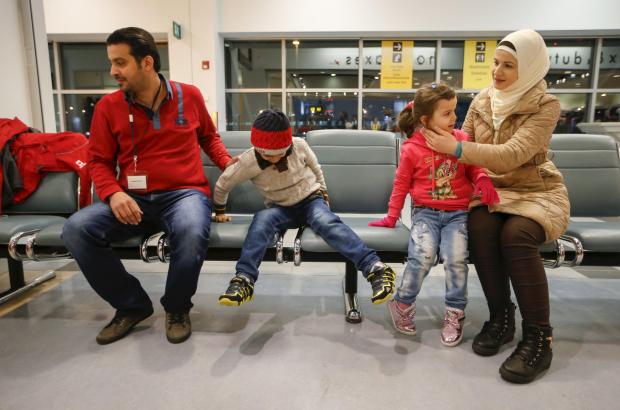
[472,302,516,356]
[500,322,553,384]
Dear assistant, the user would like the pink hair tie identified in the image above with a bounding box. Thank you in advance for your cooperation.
[405,101,414,110]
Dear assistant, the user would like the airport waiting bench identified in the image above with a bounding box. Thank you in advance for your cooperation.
[2,130,409,322]
[0,172,78,304]
[5,130,605,324]
[548,133,620,266]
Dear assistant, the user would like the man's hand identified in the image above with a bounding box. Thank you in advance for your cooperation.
[212,214,232,223]
[109,192,143,225]
[225,156,239,168]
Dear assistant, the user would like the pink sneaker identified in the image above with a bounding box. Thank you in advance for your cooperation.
[387,299,416,335]
[441,307,465,347]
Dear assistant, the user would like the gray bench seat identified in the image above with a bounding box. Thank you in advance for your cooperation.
[299,216,410,253]
[550,134,620,264]
[1,172,79,303]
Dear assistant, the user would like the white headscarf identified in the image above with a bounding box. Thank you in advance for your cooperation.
[489,29,550,131]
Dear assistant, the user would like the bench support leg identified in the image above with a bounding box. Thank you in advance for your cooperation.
[0,258,56,305]
[343,261,362,323]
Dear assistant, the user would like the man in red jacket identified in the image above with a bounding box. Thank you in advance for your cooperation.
[62,27,233,345]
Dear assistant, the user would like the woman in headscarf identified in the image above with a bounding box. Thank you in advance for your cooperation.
[424,29,569,383]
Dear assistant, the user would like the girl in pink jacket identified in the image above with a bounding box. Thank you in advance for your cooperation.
[370,82,499,346]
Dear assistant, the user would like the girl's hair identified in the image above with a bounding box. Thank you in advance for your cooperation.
[397,82,456,138]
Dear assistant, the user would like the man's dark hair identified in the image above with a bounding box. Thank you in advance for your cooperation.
[106,27,161,72]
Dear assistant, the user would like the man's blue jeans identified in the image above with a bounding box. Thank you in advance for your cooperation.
[395,207,469,310]
[62,189,211,313]
[236,196,380,282]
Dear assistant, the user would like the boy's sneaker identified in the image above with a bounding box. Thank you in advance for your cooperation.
[441,307,466,347]
[387,299,416,335]
[367,262,396,304]
[218,274,254,306]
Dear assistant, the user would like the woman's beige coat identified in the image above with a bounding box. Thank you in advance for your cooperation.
[461,80,570,242]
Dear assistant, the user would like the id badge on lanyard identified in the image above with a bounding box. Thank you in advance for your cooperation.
[127,155,148,191]
[127,112,148,191]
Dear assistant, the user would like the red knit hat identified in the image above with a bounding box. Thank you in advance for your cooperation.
[251,109,292,156]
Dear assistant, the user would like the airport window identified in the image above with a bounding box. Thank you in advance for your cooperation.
[440,41,465,89]
[598,39,620,88]
[544,39,594,89]
[362,93,416,132]
[224,37,620,135]
[286,92,358,135]
[553,94,589,133]
[595,93,620,122]
[225,92,283,131]
[48,42,56,89]
[49,42,169,133]
[225,41,282,89]
[62,94,103,134]
[286,40,359,89]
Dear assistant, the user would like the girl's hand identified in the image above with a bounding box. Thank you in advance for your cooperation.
[368,215,398,228]
[473,176,500,205]
[212,214,232,223]
[423,127,458,155]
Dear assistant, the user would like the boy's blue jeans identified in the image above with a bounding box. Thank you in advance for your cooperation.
[236,196,380,282]
[394,207,469,310]
[62,189,211,314]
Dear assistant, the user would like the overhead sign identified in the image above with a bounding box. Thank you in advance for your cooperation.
[172,21,182,39]
[462,40,497,89]
[380,40,414,89]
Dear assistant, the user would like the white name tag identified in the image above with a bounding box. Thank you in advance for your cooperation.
[127,175,147,190]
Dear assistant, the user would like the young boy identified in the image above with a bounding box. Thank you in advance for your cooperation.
[213,109,395,306]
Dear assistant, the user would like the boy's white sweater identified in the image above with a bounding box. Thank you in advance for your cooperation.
[214,137,327,208]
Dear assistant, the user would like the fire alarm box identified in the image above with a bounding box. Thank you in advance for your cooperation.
[202,60,210,70]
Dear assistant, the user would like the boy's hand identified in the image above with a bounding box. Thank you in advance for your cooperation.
[212,214,232,223]
[225,156,239,168]
[320,189,330,207]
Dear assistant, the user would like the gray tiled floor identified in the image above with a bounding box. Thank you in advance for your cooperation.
[1,261,619,410]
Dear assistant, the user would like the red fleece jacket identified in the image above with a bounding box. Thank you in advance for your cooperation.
[387,129,489,216]
[89,81,231,201]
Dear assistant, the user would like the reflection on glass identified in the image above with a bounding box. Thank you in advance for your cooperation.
[53,94,60,132]
[455,94,475,129]
[226,93,282,131]
[598,39,620,88]
[545,39,593,89]
[552,93,589,133]
[287,92,358,135]
[362,93,415,132]
[440,41,465,88]
[48,42,56,89]
[595,93,620,122]
[362,40,436,89]
[286,40,358,89]
[224,41,281,89]
[60,43,169,89]
[62,94,105,135]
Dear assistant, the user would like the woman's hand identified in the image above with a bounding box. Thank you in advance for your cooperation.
[423,127,459,155]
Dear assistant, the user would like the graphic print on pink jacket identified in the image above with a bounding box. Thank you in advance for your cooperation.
[387,129,490,218]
